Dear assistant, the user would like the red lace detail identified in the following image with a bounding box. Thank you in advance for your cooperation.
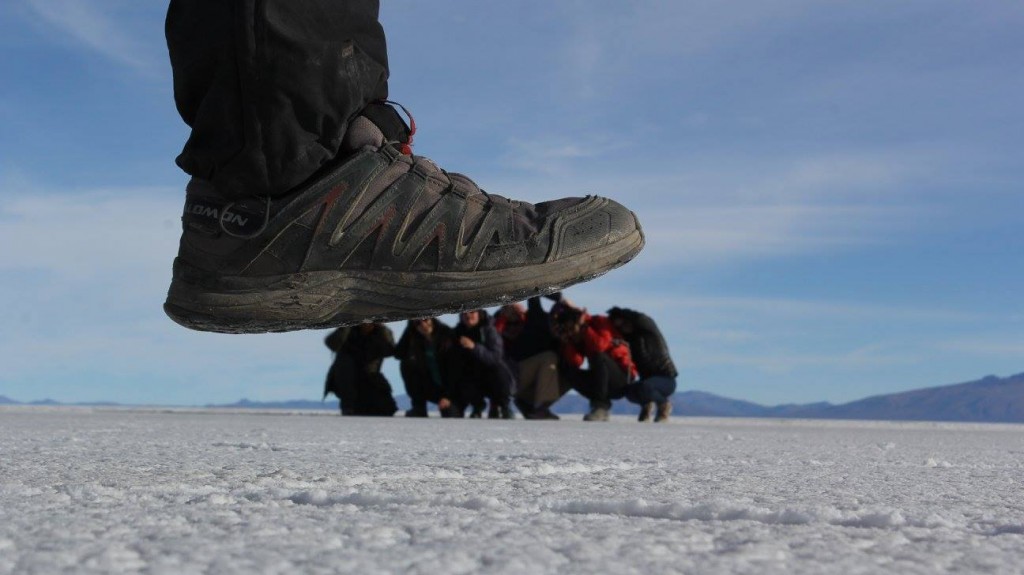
[385,100,416,155]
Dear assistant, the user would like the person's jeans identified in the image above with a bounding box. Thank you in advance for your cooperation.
[625,375,677,405]
[562,353,630,410]
[166,0,389,199]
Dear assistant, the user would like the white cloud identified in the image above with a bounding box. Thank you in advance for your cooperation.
[552,0,828,102]
[683,345,920,374]
[664,295,982,324]
[558,283,985,330]
[637,203,901,266]
[25,0,159,76]
[484,146,951,270]
[0,187,181,284]
[937,339,1024,359]
[501,135,628,176]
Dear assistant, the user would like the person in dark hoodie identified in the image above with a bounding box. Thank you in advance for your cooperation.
[450,309,516,419]
[322,323,398,416]
[607,307,679,423]
[495,294,568,420]
[553,305,637,422]
[394,317,458,417]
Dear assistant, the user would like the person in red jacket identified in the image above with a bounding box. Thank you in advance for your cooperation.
[552,305,637,422]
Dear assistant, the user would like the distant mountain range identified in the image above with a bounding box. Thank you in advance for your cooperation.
[3,372,1023,423]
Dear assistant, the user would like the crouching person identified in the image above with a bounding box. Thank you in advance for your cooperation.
[553,306,637,422]
[395,318,458,417]
[608,307,679,423]
[450,309,516,419]
[323,323,398,416]
[496,295,569,420]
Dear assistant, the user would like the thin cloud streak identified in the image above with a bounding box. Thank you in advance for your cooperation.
[638,204,908,267]
[0,187,181,281]
[937,339,1024,359]
[567,288,987,327]
[682,346,921,374]
[25,0,160,76]
[553,0,817,101]
[486,146,954,269]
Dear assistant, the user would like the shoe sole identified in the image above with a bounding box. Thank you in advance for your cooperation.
[164,224,644,333]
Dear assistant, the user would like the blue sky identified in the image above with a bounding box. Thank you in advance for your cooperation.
[1,0,1021,406]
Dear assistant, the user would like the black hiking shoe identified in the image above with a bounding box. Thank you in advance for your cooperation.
[164,102,644,333]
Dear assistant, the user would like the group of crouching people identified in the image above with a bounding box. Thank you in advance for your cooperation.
[322,294,678,422]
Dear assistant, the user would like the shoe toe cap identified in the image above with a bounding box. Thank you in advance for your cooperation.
[549,196,642,261]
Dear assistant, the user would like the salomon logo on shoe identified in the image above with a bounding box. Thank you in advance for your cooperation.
[184,198,266,237]
[187,204,249,226]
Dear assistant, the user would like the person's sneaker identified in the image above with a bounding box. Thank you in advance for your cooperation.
[583,407,610,422]
[638,401,655,422]
[164,102,645,333]
[654,401,672,423]
[487,404,501,419]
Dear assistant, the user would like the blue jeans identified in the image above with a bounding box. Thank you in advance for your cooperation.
[625,376,677,405]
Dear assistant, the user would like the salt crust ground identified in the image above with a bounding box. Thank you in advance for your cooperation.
[1,407,1022,574]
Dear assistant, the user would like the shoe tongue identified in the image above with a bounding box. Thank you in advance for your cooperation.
[341,115,386,151]
[341,101,413,152]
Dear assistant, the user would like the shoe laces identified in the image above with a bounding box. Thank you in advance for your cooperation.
[384,100,502,204]
[383,99,416,156]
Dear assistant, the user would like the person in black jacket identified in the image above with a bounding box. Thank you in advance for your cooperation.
[607,307,679,422]
[322,323,398,416]
[394,317,458,417]
[496,294,568,420]
[450,309,516,419]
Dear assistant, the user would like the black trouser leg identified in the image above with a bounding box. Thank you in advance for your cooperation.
[400,362,427,412]
[564,354,628,410]
[401,363,443,414]
[448,354,487,414]
[462,377,486,414]
[328,354,359,413]
[166,0,389,199]
[487,365,513,407]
